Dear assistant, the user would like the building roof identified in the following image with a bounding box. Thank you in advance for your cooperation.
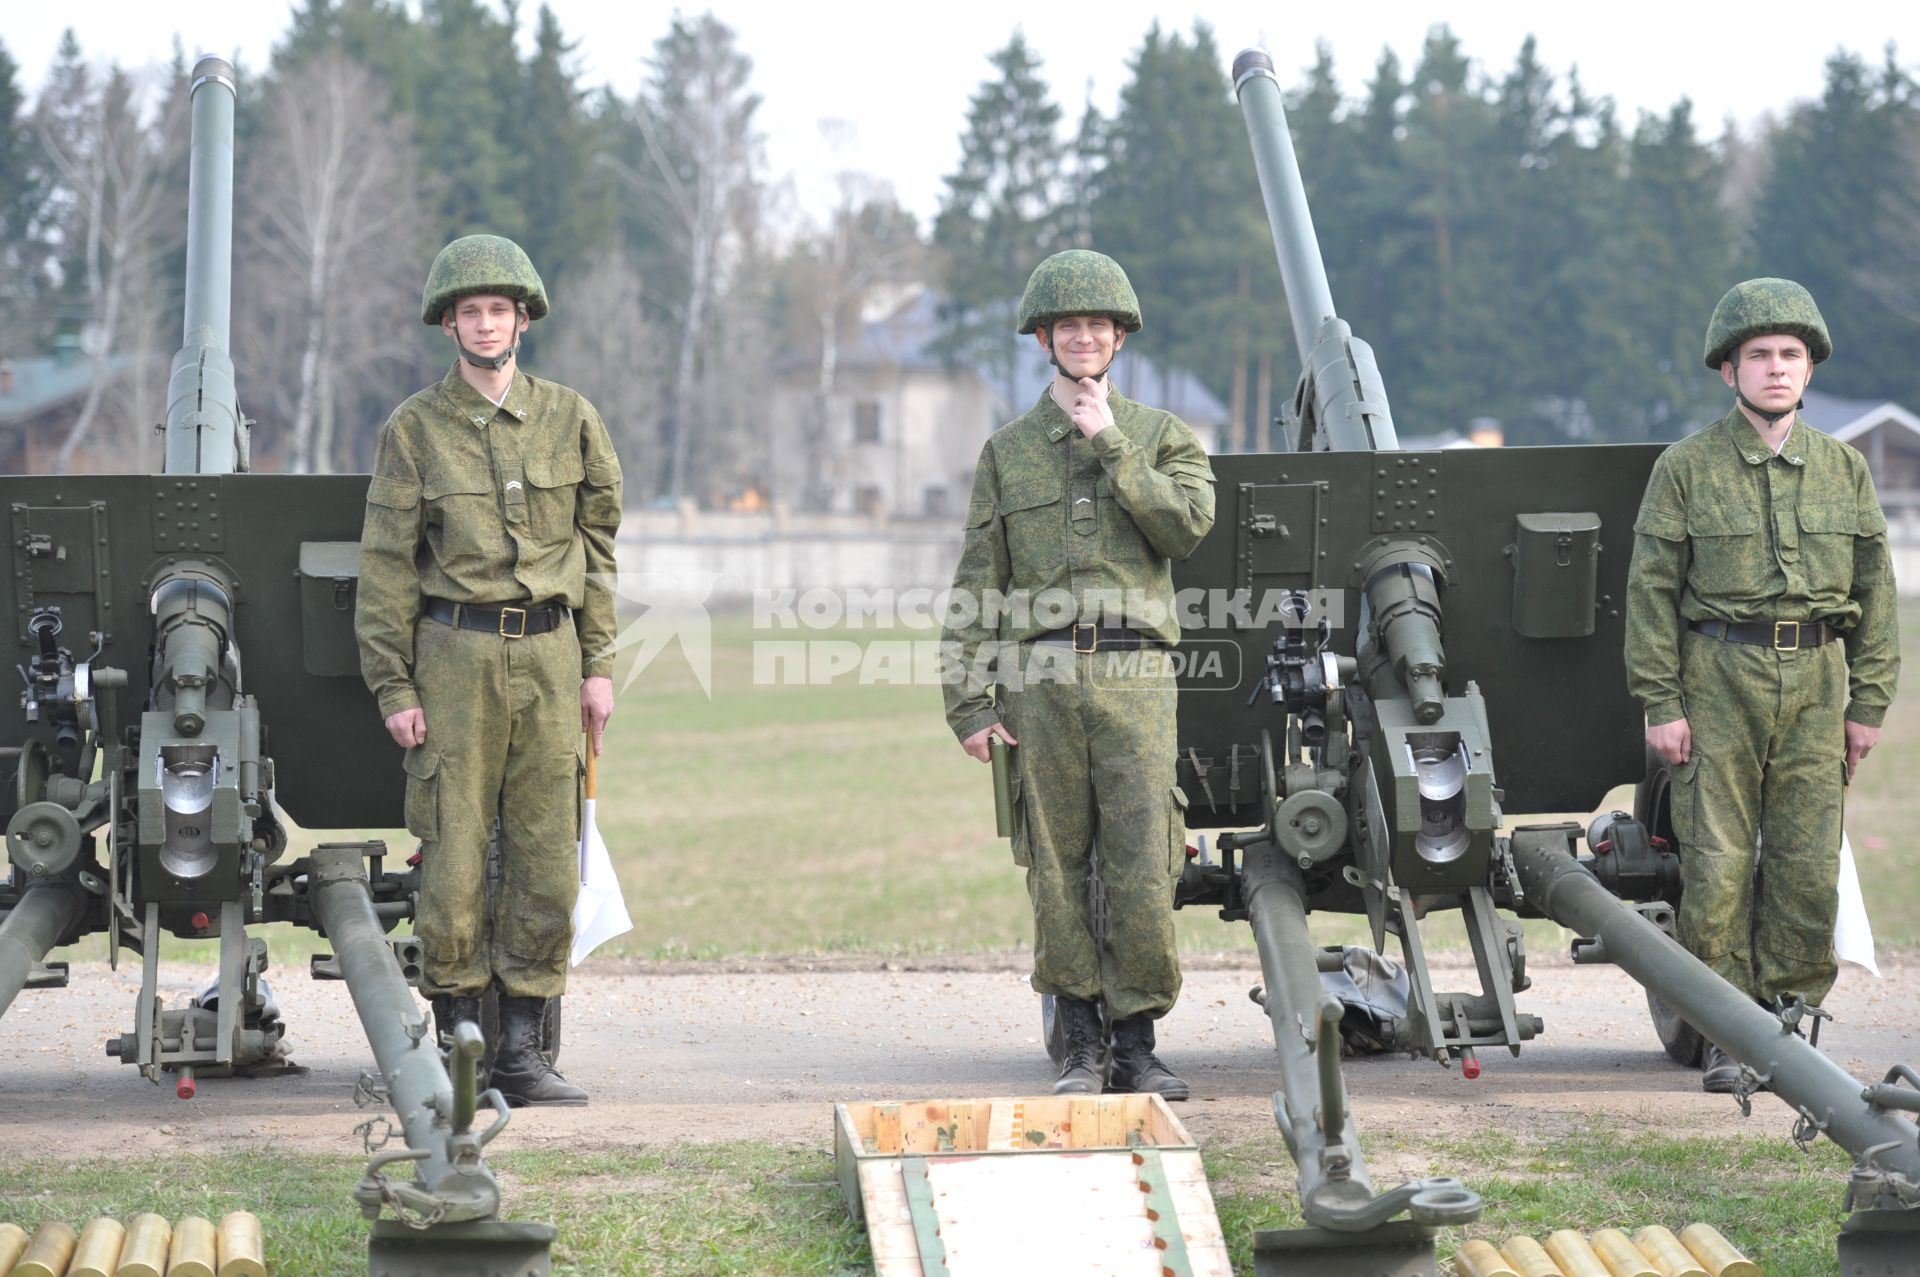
[782,286,1229,426]
[1799,389,1920,446]
[0,352,138,426]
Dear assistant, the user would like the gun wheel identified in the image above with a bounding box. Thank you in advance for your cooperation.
[1635,758,1703,1067]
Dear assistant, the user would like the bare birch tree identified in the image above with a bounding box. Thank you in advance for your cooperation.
[601,14,762,502]
[539,245,664,484]
[36,63,183,472]
[236,49,424,473]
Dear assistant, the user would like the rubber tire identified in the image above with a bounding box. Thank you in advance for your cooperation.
[1635,755,1706,1068]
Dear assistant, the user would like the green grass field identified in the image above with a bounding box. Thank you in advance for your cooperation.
[0,1127,1853,1276]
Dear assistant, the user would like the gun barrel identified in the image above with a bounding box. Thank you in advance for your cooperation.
[1232,49,1337,365]
[0,886,85,1018]
[183,59,235,356]
[1510,837,1920,1186]
[165,57,242,476]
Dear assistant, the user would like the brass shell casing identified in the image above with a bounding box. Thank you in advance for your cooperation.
[70,1217,127,1277]
[116,1214,173,1277]
[166,1217,217,1277]
[1545,1231,1611,1277]
[214,1212,265,1277]
[1632,1226,1709,1277]
[1455,1238,1523,1277]
[1,1221,34,1273]
[1590,1229,1661,1277]
[1501,1235,1568,1277]
[1678,1224,1760,1277]
[16,1220,81,1277]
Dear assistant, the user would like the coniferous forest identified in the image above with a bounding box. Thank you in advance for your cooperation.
[1,4,1915,496]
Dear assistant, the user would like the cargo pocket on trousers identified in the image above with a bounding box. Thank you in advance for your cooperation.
[1167,786,1190,877]
[403,749,440,842]
[1008,768,1031,868]
[1665,756,1698,848]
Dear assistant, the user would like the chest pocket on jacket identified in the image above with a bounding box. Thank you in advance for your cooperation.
[525,450,586,543]
[1000,473,1064,574]
[420,464,497,567]
[1797,502,1860,592]
[1686,502,1762,593]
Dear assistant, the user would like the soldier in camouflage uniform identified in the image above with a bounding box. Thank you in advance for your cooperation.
[1626,278,1898,1093]
[357,235,623,1107]
[941,250,1215,1098]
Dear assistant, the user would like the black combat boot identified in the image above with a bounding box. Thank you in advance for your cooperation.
[1701,1044,1740,1094]
[1053,997,1106,1095]
[430,994,483,1053]
[1108,1015,1190,1101]
[491,995,588,1107]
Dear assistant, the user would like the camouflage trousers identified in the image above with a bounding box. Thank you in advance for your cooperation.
[1668,629,1846,1006]
[405,616,582,999]
[1001,643,1185,1021]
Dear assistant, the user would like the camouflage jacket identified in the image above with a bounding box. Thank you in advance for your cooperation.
[1625,406,1899,728]
[941,386,1216,742]
[356,364,624,719]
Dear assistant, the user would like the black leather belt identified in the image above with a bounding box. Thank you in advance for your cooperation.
[1033,624,1154,653]
[1688,618,1837,651]
[422,596,569,638]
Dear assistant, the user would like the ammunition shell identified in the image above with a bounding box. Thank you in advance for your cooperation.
[15,1220,80,1277]
[1544,1230,1610,1277]
[214,1212,265,1277]
[1455,1238,1522,1277]
[69,1217,126,1277]
[166,1217,217,1277]
[1678,1224,1760,1277]
[115,1214,172,1277]
[1,1221,32,1273]
[1631,1226,1709,1277]
[1589,1229,1660,1277]
[1501,1235,1567,1277]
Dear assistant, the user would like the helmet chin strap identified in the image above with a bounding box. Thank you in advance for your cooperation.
[458,339,517,372]
[1045,329,1118,384]
[1736,387,1798,428]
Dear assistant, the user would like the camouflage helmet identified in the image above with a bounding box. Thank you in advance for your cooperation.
[1703,277,1831,369]
[1016,250,1142,335]
[421,234,549,325]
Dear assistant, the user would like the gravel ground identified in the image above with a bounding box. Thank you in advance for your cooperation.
[1,950,1913,1170]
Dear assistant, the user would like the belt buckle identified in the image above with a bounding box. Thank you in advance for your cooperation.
[499,606,528,639]
[1773,620,1800,651]
[1072,623,1098,654]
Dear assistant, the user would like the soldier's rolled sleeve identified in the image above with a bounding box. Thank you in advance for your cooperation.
[1625,461,1692,727]
[941,445,1011,742]
[575,405,624,680]
[356,422,427,718]
[1843,469,1899,727]
[1089,414,1215,558]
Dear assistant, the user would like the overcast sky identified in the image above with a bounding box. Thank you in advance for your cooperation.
[10,1,1918,229]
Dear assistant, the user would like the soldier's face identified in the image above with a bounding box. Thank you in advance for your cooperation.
[1039,316,1125,380]
[442,294,528,358]
[1722,334,1812,412]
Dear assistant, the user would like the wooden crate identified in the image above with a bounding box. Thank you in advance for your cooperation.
[833,1095,1232,1277]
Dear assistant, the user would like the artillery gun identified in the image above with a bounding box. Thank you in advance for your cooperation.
[0,57,554,1276]
[1153,45,1920,1276]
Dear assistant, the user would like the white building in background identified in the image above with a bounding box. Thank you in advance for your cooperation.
[767,284,1227,519]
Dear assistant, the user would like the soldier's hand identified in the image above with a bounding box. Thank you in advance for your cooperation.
[1845,720,1880,781]
[962,722,1017,763]
[581,675,615,756]
[1646,717,1691,766]
[385,707,427,749]
[1070,377,1114,439]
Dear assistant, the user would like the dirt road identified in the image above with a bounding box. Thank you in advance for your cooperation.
[1,951,1912,1172]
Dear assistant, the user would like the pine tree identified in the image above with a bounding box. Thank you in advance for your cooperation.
[932,32,1063,388]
